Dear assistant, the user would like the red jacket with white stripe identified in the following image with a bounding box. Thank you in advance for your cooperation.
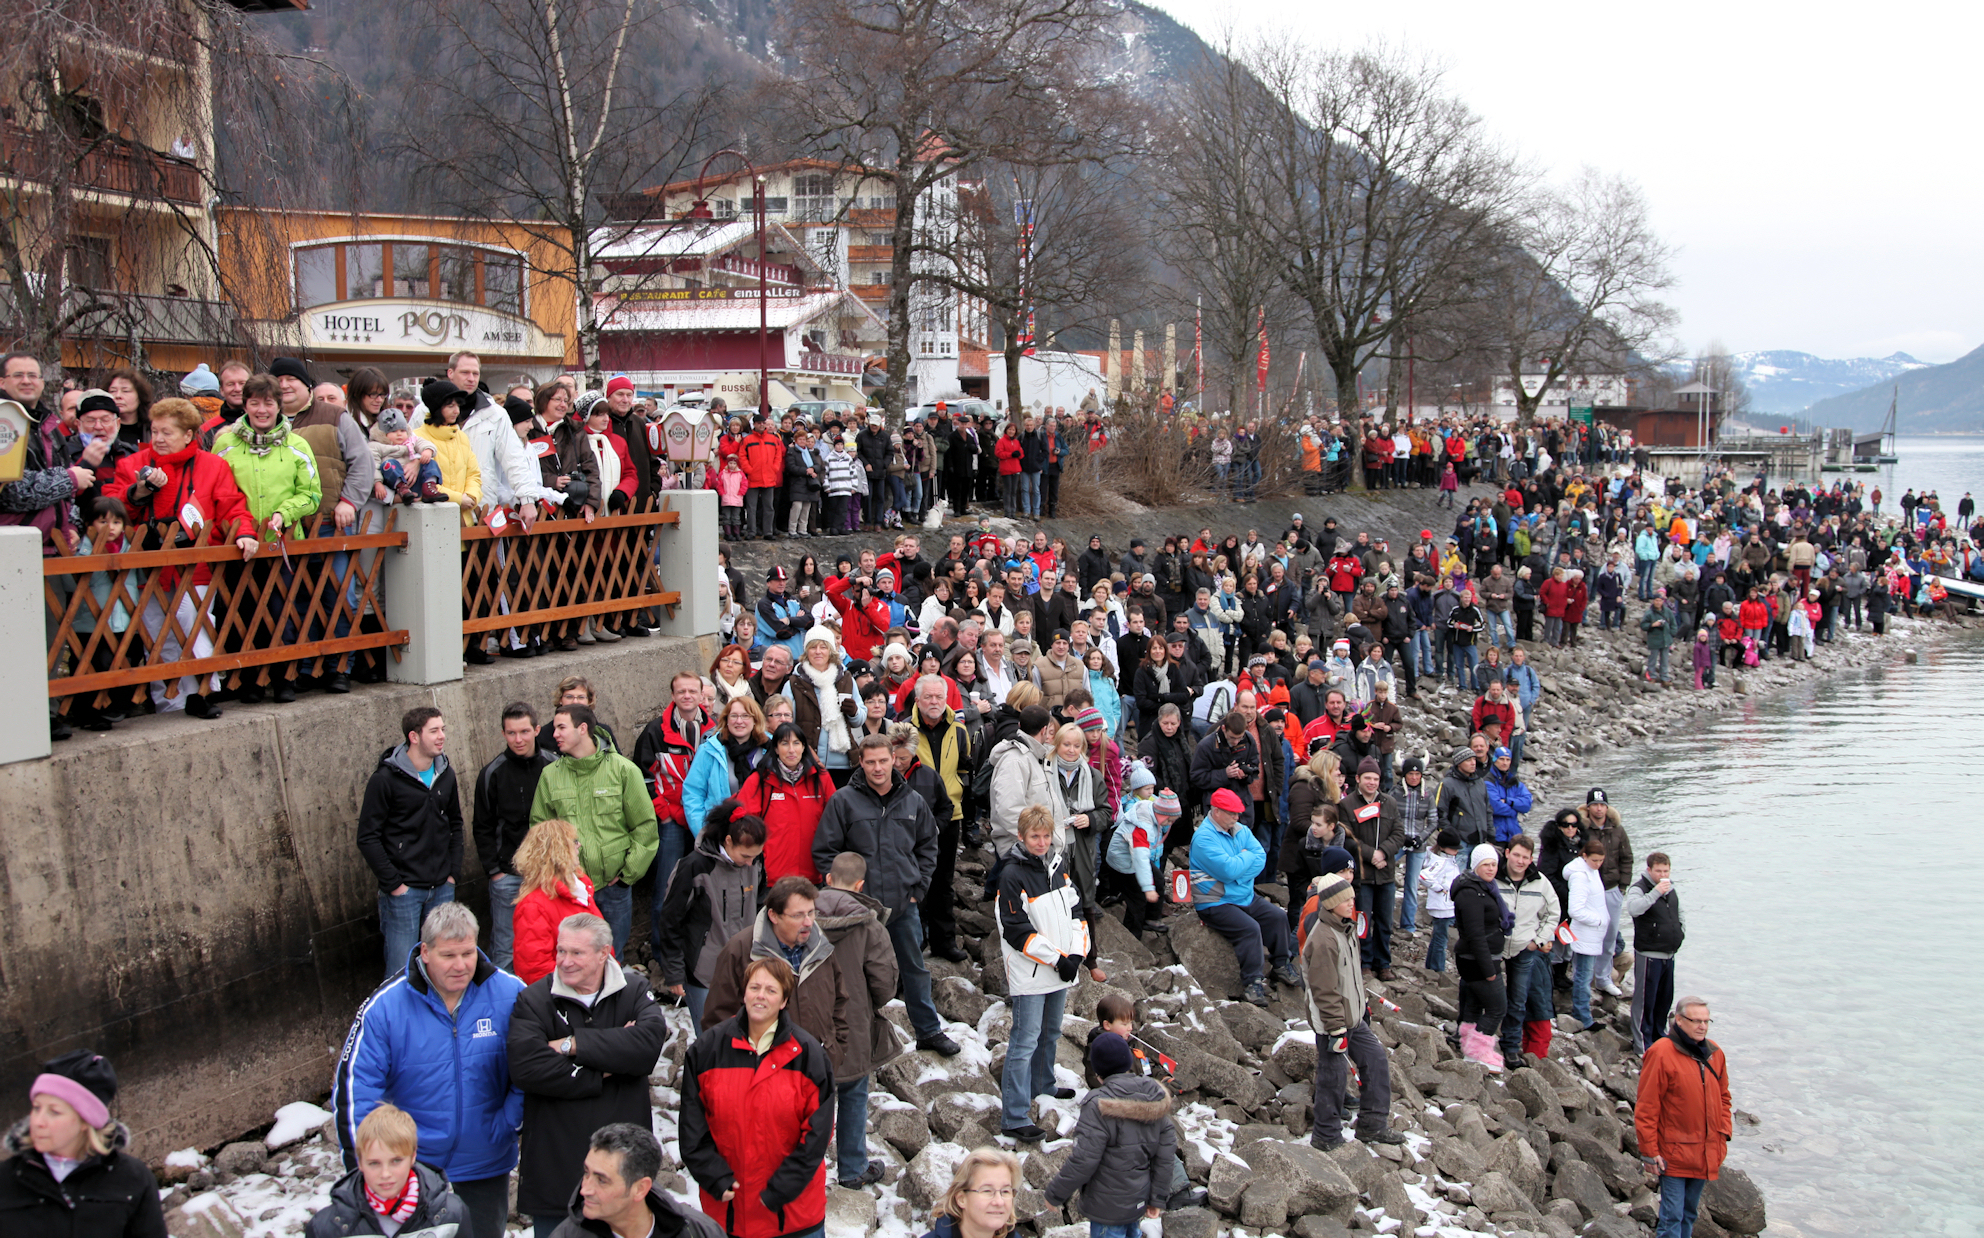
[678,1012,833,1238]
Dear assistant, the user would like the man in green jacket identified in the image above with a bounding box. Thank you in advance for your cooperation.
[530,703,658,957]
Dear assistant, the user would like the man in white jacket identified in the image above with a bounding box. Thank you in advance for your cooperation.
[465,394,569,656]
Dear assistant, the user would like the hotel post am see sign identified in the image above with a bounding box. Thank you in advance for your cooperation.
[305,299,547,355]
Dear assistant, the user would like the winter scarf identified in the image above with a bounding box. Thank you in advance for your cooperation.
[365,1171,420,1225]
[721,733,761,785]
[799,660,852,754]
[230,414,293,456]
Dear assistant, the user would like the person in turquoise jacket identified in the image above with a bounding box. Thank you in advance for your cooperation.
[681,698,768,837]
[331,901,525,1238]
[1189,788,1298,1007]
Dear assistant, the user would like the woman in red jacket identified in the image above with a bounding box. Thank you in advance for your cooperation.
[994,423,1024,518]
[104,397,255,719]
[679,956,833,1238]
[733,724,836,883]
[1537,566,1570,648]
[823,572,890,663]
[1562,569,1590,649]
[509,817,600,983]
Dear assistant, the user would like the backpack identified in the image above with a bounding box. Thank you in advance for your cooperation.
[971,737,1006,802]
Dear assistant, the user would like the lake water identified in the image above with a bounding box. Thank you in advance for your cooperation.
[1586,638,1984,1237]
[1578,433,1984,1235]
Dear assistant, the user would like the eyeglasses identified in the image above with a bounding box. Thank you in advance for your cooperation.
[963,1187,1015,1200]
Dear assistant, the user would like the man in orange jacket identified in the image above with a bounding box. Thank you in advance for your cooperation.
[738,413,787,539]
[1635,997,1732,1238]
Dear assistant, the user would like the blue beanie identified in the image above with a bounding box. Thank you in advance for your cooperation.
[1089,1032,1134,1080]
[179,363,220,396]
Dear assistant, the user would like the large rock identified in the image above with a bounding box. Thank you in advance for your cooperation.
[1067,979,1140,1023]
[1505,1067,1565,1121]
[1291,1216,1354,1238]
[824,1185,878,1233]
[1271,1032,1318,1082]
[1430,1137,1485,1183]
[932,975,992,1026]
[874,1106,932,1158]
[1158,1207,1220,1238]
[1586,1215,1644,1238]
[1091,911,1157,969]
[211,1143,270,1180]
[1168,913,1246,1000]
[1372,1171,1419,1230]
[1240,1176,1296,1229]
[928,1092,1002,1143]
[165,1195,249,1238]
[1022,1143,1073,1189]
[1703,1167,1767,1234]
[1550,1160,1614,1221]
[901,1142,972,1212]
[1249,1139,1360,1219]
[980,952,1010,998]
[1206,1153,1257,1215]
[1172,1045,1274,1109]
[874,1055,929,1108]
[1470,1170,1538,1217]
[1488,1130,1547,1204]
[1216,1000,1285,1052]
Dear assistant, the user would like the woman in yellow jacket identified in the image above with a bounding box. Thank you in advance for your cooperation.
[416,379,483,523]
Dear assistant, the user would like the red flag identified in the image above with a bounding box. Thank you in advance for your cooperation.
[1255,307,1269,394]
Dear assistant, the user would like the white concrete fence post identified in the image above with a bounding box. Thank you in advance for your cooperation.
[654,490,717,640]
[384,502,464,686]
[0,527,51,766]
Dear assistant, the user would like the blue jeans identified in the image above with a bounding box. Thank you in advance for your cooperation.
[379,884,455,978]
[1509,732,1526,774]
[487,873,522,971]
[1635,559,1656,600]
[1499,948,1554,1057]
[1089,1225,1139,1238]
[1001,987,1068,1129]
[1196,897,1291,983]
[650,821,694,954]
[836,1075,870,1180]
[1646,646,1670,681]
[684,982,708,1030]
[1019,471,1042,517]
[1449,643,1479,690]
[1411,630,1435,682]
[1425,915,1453,971]
[1656,1175,1706,1238]
[1486,609,1515,649]
[886,906,942,1039]
[594,882,632,960]
[1397,849,1426,932]
[1571,952,1598,1026]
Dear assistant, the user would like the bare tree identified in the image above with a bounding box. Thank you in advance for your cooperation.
[1465,169,1677,425]
[1690,339,1753,419]
[1153,39,1307,414]
[390,0,725,378]
[0,1,348,369]
[923,161,1143,416]
[1244,42,1525,441]
[769,0,1125,418]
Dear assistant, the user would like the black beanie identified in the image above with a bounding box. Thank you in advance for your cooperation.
[269,357,312,385]
[1088,1031,1134,1080]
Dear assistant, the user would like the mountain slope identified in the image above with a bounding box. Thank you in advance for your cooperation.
[1802,343,1984,433]
[1733,349,1929,416]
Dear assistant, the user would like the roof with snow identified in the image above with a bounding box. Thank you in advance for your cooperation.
[590,220,827,278]
[598,288,883,334]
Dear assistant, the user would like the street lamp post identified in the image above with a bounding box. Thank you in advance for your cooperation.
[689,150,771,416]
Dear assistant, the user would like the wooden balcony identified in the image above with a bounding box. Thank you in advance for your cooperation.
[1,124,203,205]
[847,245,893,262]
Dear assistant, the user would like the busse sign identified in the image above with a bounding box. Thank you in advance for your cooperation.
[304,300,546,355]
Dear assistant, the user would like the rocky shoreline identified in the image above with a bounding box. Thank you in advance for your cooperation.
[154,483,1971,1238]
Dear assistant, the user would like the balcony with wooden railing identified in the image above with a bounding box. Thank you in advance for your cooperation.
[1,123,203,205]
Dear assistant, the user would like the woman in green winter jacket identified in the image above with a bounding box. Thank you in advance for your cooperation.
[212,373,321,703]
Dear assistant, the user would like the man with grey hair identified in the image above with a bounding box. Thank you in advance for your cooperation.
[510,914,669,1238]
[1635,996,1730,1238]
[334,902,527,1238]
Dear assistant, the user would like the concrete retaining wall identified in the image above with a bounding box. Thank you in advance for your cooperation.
[0,632,716,1157]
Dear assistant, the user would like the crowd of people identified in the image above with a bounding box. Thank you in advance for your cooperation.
[15,349,1952,1238]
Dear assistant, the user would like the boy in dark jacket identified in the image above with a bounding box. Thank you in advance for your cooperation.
[1043,1033,1177,1232]
[653,805,766,1030]
[308,1104,470,1238]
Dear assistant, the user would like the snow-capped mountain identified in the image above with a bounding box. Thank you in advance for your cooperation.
[1731,349,1931,415]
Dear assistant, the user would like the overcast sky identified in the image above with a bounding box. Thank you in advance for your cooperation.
[1149,0,1981,364]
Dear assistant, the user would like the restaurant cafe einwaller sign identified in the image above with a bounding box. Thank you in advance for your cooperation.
[303,299,550,355]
